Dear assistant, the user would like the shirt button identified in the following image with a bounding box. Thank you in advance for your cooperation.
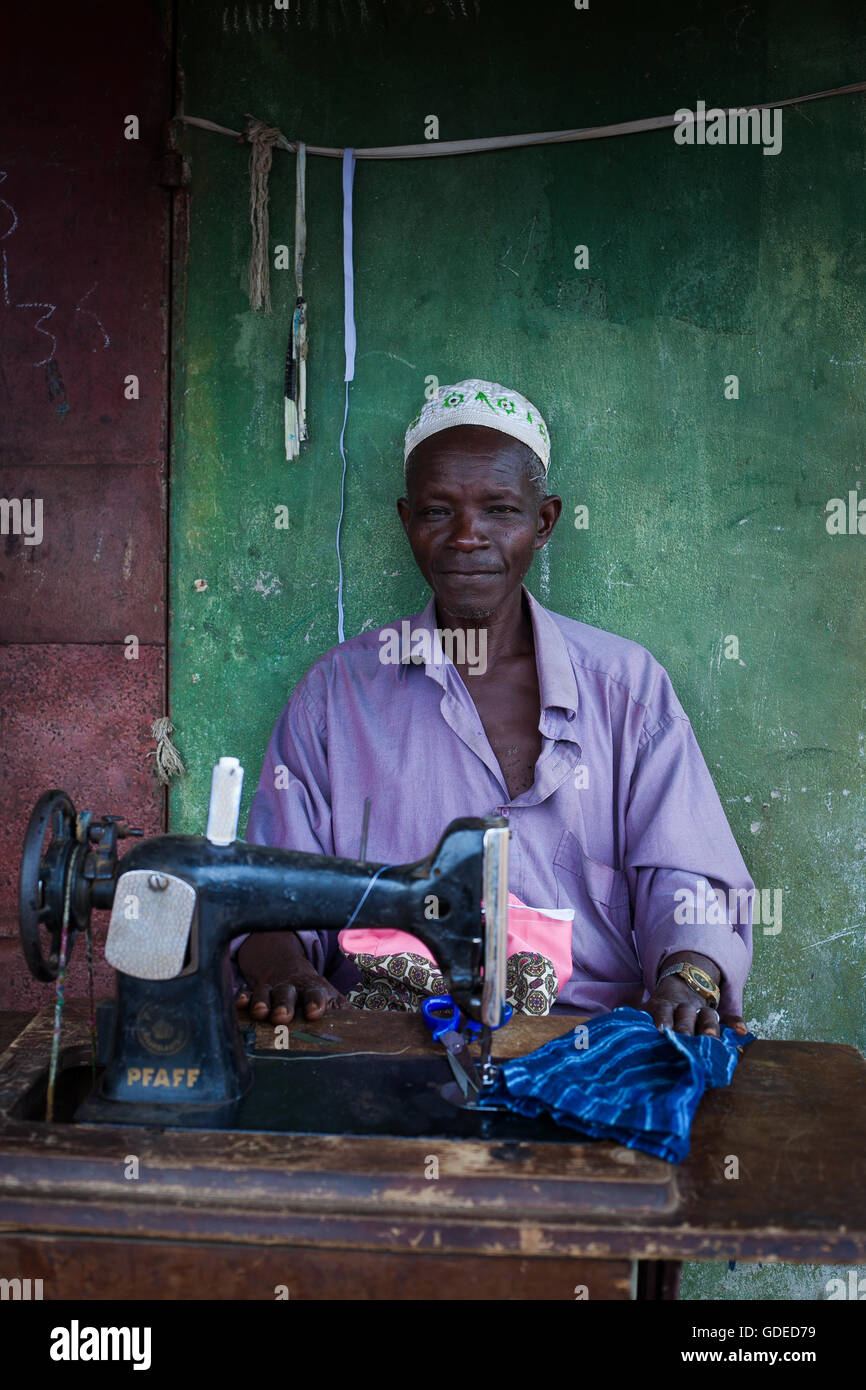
[566,710,576,721]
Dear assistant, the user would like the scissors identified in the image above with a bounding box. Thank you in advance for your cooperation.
[422,995,513,1102]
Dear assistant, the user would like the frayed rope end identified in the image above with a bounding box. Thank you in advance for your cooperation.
[150,717,186,786]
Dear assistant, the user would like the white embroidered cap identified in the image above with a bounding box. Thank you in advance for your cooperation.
[403,378,550,476]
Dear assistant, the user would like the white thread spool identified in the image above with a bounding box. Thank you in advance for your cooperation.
[206,757,244,845]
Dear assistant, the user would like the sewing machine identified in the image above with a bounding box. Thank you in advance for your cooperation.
[8,758,866,1301]
[18,757,510,1129]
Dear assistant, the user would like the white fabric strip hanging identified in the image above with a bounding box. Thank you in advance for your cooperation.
[295,141,308,445]
[284,142,307,459]
[335,148,356,643]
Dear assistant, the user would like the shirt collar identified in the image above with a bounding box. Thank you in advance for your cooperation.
[402,583,580,722]
[523,585,580,723]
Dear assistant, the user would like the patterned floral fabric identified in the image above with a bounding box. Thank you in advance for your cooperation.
[505,950,559,1015]
[344,948,559,1015]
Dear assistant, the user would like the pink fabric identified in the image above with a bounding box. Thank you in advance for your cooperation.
[339,893,575,993]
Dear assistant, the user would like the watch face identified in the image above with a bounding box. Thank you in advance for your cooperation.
[684,967,718,1003]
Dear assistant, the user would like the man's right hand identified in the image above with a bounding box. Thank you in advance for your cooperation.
[236,930,348,1024]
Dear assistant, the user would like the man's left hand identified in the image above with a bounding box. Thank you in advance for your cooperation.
[644,953,749,1037]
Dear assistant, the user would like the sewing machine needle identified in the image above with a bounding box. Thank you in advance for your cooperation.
[480,1024,492,1086]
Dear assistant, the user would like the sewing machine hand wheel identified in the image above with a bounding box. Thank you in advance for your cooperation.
[20,791,144,981]
[18,791,89,981]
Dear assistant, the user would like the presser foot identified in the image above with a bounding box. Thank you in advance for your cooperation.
[439,1072,506,1111]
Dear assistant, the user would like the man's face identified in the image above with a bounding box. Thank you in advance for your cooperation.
[397,424,561,620]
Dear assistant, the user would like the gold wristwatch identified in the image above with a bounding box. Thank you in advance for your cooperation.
[657,961,721,1010]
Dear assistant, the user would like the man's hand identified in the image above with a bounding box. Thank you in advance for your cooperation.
[644,951,749,1038]
[236,931,349,1024]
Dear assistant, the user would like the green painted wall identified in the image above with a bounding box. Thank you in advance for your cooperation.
[171,0,865,1300]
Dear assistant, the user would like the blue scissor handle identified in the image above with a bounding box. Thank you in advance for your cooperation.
[422,995,513,1040]
[421,994,463,1041]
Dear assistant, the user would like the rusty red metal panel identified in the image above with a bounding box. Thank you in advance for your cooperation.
[4,3,169,163]
[0,464,165,643]
[0,643,166,1010]
[0,3,171,1007]
[0,4,170,466]
[0,160,169,465]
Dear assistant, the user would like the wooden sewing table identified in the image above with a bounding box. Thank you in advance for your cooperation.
[0,1005,863,1299]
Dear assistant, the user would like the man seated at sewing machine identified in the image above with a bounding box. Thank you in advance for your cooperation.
[234,379,753,1039]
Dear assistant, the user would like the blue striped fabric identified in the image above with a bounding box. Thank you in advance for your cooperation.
[478,1006,756,1163]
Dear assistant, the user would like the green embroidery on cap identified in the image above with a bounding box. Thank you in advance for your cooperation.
[406,383,549,462]
[526,411,548,442]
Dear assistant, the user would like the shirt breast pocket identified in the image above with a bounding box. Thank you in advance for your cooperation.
[552,828,639,979]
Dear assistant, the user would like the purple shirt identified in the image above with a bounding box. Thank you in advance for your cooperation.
[241,585,754,1017]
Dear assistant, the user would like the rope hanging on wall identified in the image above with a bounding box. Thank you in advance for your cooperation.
[242,114,285,312]
[150,717,186,786]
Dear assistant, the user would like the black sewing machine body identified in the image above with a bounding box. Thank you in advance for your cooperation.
[19,777,510,1130]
